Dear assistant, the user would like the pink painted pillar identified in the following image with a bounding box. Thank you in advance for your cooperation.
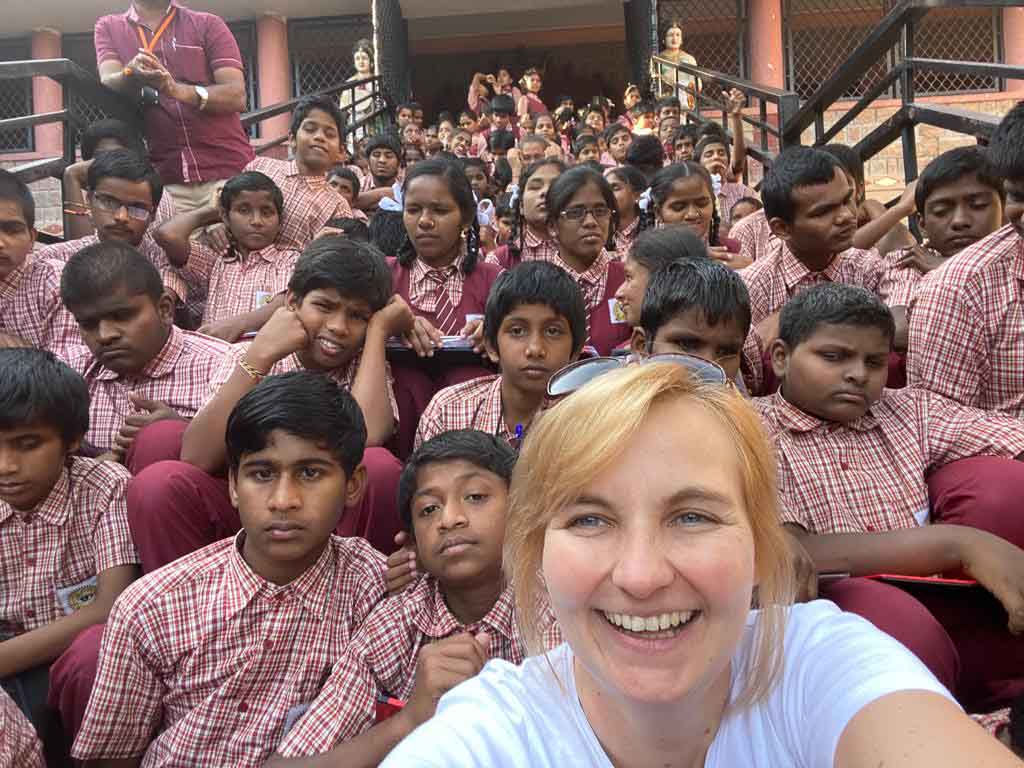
[749,0,785,89]
[31,28,63,157]
[256,14,292,153]
[1005,8,1024,93]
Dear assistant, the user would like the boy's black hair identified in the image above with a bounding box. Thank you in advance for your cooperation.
[483,260,587,353]
[219,171,284,216]
[488,130,516,153]
[0,348,89,445]
[459,156,490,178]
[545,166,619,245]
[915,146,1004,214]
[821,143,864,191]
[573,134,599,155]
[61,240,163,309]
[290,94,346,138]
[87,149,163,209]
[602,123,630,143]
[490,94,515,115]
[987,102,1024,180]
[606,165,647,198]
[364,132,403,161]
[80,118,146,161]
[624,135,665,179]
[323,217,370,241]
[777,282,894,349]
[397,429,517,534]
[762,147,841,224]
[288,236,391,312]
[694,133,730,165]
[730,196,763,218]
[519,133,549,150]
[492,158,513,190]
[646,162,722,245]
[671,124,699,145]
[633,99,657,116]
[397,102,417,115]
[226,370,366,475]
[399,157,481,275]
[640,256,752,342]
[656,96,682,112]
[368,210,407,255]
[631,225,708,273]
[327,165,361,195]
[0,169,35,229]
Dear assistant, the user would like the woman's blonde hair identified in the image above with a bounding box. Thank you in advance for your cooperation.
[505,362,795,707]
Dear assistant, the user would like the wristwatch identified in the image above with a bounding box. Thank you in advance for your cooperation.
[195,85,209,111]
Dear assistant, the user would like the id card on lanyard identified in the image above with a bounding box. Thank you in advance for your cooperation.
[123,6,176,76]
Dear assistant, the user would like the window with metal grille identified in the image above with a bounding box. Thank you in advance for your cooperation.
[912,8,1001,95]
[0,38,33,153]
[63,33,110,152]
[289,16,373,97]
[655,0,747,104]
[226,20,260,136]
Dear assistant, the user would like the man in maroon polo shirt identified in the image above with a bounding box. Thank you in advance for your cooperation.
[94,0,254,215]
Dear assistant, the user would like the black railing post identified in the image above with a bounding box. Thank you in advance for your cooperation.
[899,16,918,185]
[814,110,824,145]
[60,81,76,238]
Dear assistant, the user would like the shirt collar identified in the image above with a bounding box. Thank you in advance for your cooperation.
[411,252,464,282]
[222,531,337,621]
[411,576,518,641]
[127,0,178,25]
[0,258,31,303]
[474,376,506,437]
[555,249,610,286]
[769,389,878,433]
[94,326,185,382]
[0,465,72,527]
[778,241,842,290]
[1013,233,1024,283]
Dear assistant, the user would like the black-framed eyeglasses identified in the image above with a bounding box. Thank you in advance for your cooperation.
[559,205,612,223]
[91,192,152,222]
[546,353,729,398]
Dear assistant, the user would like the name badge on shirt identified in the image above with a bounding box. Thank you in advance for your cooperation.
[56,575,98,615]
[608,298,627,324]
[254,290,276,310]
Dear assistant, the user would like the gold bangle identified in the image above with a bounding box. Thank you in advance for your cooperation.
[237,357,267,381]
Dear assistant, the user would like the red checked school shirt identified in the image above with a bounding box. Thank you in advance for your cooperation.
[0,457,136,637]
[93,1,254,185]
[244,157,352,251]
[752,388,1024,534]
[69,326,230,452]
[485,229,560,270]
[0,688,43,768]
[730,208,772,264]
[275,577,551,757]
[72,534,386,766]
[0,256,82,360]
[415,374,517,449]
[906,225,1024,417]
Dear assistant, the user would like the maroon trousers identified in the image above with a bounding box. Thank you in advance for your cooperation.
[821,456,1024,714]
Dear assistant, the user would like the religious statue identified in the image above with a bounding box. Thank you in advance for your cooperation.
[651,22,698,108]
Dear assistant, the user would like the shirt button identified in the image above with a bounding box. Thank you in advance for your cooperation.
[840,462,849,470]
[238,701,248,713]
[264,640,273,650]
[25,557,34,566]
[25,609,35,618]
[865,525,876,532]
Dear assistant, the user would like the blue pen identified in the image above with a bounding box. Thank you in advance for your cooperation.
[514,424,524,441]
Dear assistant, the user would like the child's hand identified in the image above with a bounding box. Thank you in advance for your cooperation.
[724,88,745,116]
[506,148,523,178]
[402,316,443,358]
[197,315,250,343]
[200,222,231,253]
[754,311,781,348]
[957,529,1024,634]
[784,529,819,603]
[247,306,310,370]
[114,395,181,453]
[385,531,419,596]
[403,632,490,727]
[544,143,564,160]
[372,295,416,339]
[709,246,752,270]
[459,318,487,355]
[896,243,945,275]
[896,178,918,215]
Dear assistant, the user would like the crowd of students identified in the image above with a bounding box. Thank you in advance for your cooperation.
[0,68,1023,765]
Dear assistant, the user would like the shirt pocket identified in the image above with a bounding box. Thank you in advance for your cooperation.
[169,40,211,85]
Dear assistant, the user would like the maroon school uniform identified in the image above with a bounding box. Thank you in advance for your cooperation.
[389,257,501,335]
[548,251,631,356]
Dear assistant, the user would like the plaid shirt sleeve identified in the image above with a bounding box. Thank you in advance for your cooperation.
[906,269,986,407]
[72,587,166,759]
[740,328,766,396]
[921,391,1024,468]
[414,394,449,451]
[0,688,43,768]
[86,461,140,573]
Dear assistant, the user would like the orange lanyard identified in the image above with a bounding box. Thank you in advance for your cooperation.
[136,6,176,53]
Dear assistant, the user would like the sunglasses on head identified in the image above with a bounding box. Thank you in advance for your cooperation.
[546,353,729,398]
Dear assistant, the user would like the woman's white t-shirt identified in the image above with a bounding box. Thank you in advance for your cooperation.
[381,600,955,767]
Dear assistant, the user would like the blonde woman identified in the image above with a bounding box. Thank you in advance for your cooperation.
[382,363,1019,767]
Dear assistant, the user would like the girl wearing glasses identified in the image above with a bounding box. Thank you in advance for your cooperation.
[382,363,1014,768]
[544,166,631,355]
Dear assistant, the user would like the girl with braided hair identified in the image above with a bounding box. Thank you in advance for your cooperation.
[485,158,565,270]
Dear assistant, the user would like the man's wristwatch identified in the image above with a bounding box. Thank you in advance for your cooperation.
[195,85,209,111]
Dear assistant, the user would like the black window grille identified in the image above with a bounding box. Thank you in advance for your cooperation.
[911,8,1002,95]
[289,15,373,97]
[655,0,747,103]
[0,38,33,153]
[226,20,260,136]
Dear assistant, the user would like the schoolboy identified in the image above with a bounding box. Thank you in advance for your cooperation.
[37,149,188,304]
[629,257,753,391]
[60,241,231,461]
[268,429,535,764]
[730,196,762,225]
[416,262,586,450]
[396,102,416,128]
[0,686,43,767]
[128,238,410,570]
[72,372,388,767]
[481,94,519,143]
[907,103,1024,417]
[756,283,1024,714]
[244,96,352,250]
[0,349,137,731]
[694,133,757,231]
[574,134,601,165]
[356,134,405,214]
[671,124,699,163]
[327,165,363,210]
[154,171,301,336]
[740,147,912,344]
[0,170,81,359]
[460,157,490,201]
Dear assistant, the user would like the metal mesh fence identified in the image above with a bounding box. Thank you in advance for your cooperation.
[374,0,409,105]
[226,21,260,135]
[0,38,33,153]
[63,33,109,150]
[624,0,656,93]
[289,16,374,97]
[655,0,746,104]
[912,8,1001,94]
